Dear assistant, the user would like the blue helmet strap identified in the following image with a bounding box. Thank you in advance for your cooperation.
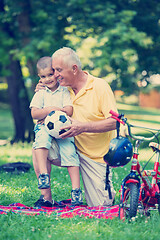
[105,165,112,199]
[116,121,120,138]
[104,118,121,197]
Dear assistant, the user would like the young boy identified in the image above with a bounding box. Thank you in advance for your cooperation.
[30,56,83,206]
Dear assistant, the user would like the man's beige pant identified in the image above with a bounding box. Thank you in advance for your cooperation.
[78,152,116,207]
[48,140,116,207]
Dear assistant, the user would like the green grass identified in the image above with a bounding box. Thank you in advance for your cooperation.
[0,144,160,240]
[0,102,160,239]
[0,212,159,240]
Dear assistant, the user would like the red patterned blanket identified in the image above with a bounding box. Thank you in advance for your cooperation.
[0,201,119,219]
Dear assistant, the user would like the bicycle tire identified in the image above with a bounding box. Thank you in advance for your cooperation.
[157,182,160,215]
[158,196,160,215]
[119,183,139,220]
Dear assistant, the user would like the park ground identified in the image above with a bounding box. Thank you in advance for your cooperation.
[0,98,160,240]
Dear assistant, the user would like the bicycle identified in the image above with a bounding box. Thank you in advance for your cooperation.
[107,110,160,220]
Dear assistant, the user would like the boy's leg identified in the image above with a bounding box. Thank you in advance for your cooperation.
[33,124,52,174]
[32,148,65,207]
[56,138,83,205]
[34,148,50,189]
[32,149,52,202]
[32,148,52,178]
[67,166,80,189]
[33,124,53,189]
[34,148,49,174]
[67,166,83,205]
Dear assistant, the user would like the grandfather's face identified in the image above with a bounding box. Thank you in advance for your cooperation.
[52,57,74,87]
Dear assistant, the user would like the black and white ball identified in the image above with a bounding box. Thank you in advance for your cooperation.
[45,110,71,138]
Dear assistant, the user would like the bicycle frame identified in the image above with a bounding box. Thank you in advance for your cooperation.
[139,146,160,207]
[121,140,160,207]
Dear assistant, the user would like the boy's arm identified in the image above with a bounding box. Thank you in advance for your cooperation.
[31,107,49,120]
[61,106,73,117]
[31,106,63,120]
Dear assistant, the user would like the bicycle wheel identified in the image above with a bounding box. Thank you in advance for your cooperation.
[157,196,160,215]
[157,182,160,215]
[119,183,139,220]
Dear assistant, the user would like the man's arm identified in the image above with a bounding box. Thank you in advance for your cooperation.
[59,117,117,139]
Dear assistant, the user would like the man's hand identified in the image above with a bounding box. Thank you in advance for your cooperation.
[35,82,45,92]
[59,117,117,138]
[59,117,84,138]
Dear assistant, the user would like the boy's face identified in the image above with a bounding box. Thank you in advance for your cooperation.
[38,67,58,91]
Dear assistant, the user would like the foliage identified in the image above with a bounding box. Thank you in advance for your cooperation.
[1,0,160,90]
[64,0,160,93]
[1,0,160,142]
[140,84,160,94]
[0,0,70,80]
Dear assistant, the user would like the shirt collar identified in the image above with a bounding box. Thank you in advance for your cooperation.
[84,71,94,90]
[45,84,62,93]
[68,71,94,93]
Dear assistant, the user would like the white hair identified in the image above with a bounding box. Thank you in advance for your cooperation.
[52,47,82,69]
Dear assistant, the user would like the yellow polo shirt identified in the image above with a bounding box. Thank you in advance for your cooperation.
[68,72,117,163]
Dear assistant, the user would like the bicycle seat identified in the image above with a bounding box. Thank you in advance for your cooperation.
[149,142,160,152]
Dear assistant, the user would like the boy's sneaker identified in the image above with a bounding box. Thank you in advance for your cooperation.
[38,173,50,189]
[34,195,53,208]
[34,195,66,208]
[71,188,83,205]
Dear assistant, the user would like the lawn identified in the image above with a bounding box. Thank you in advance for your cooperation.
[0,102,160,240]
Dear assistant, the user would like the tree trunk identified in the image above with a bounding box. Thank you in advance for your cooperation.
[6,54,34,143]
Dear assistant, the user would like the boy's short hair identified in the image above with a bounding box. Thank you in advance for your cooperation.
[37,57,52,73]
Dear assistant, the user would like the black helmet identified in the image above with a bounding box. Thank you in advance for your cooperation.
[104,136,133,167]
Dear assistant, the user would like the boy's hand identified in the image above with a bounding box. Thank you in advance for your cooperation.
[37,118,45,124]
[44,106,61,115]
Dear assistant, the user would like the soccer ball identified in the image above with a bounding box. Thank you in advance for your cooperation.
[44,110,71,138]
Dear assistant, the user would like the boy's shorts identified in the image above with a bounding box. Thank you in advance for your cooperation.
[33,124,52,150]
[33,124,80,167]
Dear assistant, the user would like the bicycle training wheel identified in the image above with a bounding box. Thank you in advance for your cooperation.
[119,183,139,220]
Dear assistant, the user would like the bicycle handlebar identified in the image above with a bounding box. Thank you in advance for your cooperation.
[109,110,126,125]
[109,110,160,142]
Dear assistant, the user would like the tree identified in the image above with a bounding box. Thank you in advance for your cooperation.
[64,0,153,93]
[130,0,160,74]
[0,0,70,142]
[1,0,160,142]
[0,0,34,142]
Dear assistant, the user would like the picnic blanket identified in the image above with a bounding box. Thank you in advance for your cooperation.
[0,200,119,219]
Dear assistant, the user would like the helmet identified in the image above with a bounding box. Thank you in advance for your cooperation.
[104,136,133,167]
